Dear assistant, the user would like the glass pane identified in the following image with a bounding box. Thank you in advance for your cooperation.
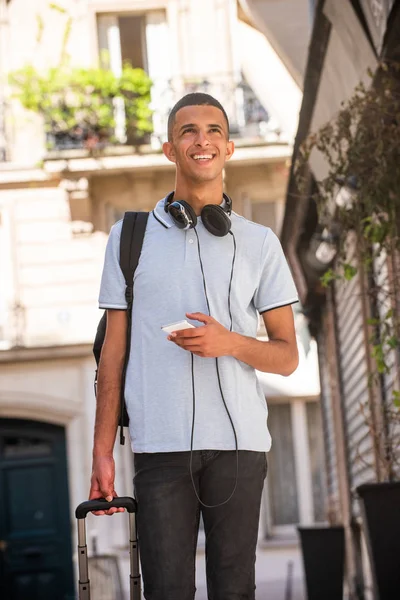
[119,15,146,69]
[252,202,277,233]
[306,402,327,522]
[267,404,299,525]
[3,436,52,458]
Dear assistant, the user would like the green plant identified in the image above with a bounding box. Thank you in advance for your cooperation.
[9,3,153,151]
[295,61,400,481]
[9,62,153,149]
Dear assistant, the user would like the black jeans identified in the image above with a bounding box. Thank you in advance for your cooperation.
[133,450,267,600]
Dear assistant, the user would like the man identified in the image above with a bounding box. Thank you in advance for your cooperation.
[90,93,299,600]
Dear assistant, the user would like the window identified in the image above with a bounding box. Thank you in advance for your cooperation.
[0,210,4,343]
[105,204,125,231]
[306,401,327,522]
[0,209,13,349]
[98,14,148,72]
[239,200,281,235]
[97,11,172,147]
[263,399,327,538]
[2,436,52,458]
[252,202,278,233]
[267,403,299,527]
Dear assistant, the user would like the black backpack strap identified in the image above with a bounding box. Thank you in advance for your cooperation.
[119,212,138,285]
[119,211,149,444]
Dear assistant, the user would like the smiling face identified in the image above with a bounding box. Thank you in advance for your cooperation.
[162,104,235,186]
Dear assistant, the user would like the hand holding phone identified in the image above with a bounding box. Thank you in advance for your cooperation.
[161,319,195,334]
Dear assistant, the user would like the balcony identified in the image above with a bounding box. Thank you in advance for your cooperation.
[2,58,289,172]
[150,73,279,147]
[42,73,279,157]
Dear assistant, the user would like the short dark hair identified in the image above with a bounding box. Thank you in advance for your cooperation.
[167,92,230,141]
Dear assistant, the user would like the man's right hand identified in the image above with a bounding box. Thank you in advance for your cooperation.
[89,455,125,516]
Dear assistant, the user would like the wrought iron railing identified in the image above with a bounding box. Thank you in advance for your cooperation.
[150,73,272,145]
[46,73,273,152]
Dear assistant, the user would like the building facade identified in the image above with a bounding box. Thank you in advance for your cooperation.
[281,1,400,598]
[0,1,321,597]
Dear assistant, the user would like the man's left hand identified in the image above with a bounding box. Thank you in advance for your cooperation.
[168,312,234,358]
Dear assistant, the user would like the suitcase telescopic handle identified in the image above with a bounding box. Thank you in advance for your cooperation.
[75,496,137,519]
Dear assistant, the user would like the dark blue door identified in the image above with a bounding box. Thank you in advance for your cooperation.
[0,419,74,600]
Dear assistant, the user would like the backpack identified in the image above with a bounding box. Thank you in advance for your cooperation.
[93,211,149,445]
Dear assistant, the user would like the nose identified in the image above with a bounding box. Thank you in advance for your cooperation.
[195,130,210,146]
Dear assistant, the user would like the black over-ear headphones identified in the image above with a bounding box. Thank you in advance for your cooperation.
[164,191,232,237]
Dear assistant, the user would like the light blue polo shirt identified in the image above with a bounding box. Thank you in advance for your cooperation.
[99,197,298,453]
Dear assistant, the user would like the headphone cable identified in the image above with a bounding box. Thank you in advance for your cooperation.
[189,228,238,508]
[227,231,236,329]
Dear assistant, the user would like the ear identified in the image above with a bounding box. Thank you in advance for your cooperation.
[225,140,235,161]
[163,141,177,164]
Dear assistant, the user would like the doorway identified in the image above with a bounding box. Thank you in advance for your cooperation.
[0,419,74,600]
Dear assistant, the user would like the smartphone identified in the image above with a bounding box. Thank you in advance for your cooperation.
[161,319,195,334]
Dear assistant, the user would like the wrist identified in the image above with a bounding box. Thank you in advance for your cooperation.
[228,331,243,358]
[93,446,114,460]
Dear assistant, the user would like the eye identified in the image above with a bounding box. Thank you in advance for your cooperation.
[210,127,222,134]
[182,128,195,134]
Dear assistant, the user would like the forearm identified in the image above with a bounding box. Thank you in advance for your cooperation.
[230,332,298,375]
[93,351,125,457]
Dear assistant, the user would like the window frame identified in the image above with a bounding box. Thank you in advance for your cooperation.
[260,395,327,541]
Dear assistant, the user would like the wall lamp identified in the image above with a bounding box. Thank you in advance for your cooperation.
[335,175,359,210]
[306,224,341,272]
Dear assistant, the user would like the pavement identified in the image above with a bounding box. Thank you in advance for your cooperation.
[196,579,305,600]
[195,544,306,600]
[117,537,306,599]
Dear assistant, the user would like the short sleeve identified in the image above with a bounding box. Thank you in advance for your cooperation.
[253,228,298,313]
[98,221,128,310]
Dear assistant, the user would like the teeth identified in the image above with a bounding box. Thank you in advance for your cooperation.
[193,155,213,160]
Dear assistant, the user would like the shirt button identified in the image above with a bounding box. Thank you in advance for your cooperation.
[189,239,194,244]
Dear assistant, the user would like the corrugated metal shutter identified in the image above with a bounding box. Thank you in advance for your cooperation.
[317,327,341,519]
[334,235,376,510]
[373,247,400,480]
[390,251,400,479]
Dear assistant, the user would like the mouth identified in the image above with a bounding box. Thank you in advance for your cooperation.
[191,153,216,164]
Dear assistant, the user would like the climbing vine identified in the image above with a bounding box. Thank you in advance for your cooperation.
[295,61,400,480]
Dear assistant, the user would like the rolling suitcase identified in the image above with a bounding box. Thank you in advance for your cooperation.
[75,497,141,600]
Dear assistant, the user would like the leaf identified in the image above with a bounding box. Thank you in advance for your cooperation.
[49,3,67,13]
[343,264,357,281]
[367,317,380,326]
[372,344,389,374]
[387,336,398,350]
[36,15,44,44]
[8,62,153,141]
[320,269,337,287]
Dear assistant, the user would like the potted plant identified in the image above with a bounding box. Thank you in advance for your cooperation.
[295,61,400,599]
[297,497,345,600]
[9,61,153,153]
[8,4,153,154]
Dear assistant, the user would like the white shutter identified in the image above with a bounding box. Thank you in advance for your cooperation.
[97,16,125,143]
[145,11,173,148]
